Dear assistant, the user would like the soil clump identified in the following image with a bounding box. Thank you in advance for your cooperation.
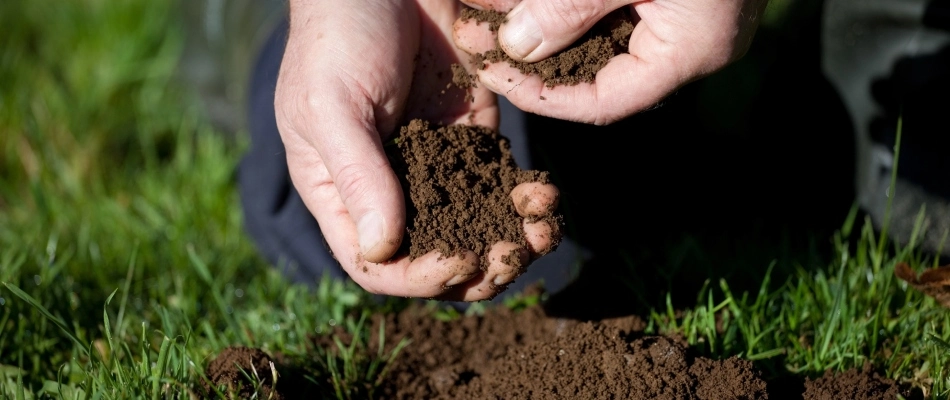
[385,119,560,267]
[457,8,635,88]
[203,346,283,399]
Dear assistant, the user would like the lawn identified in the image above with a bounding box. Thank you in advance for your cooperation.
[1,0,948,399]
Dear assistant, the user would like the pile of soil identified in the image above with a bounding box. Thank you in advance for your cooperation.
[203,303,921,399]
[802,364,912,399]
[377,304,920,400]
[378,305,767,399]
[385,119,559,266]
[203,347,282,399]
[458,8,635,87]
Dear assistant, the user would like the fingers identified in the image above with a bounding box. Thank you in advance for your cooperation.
[498,0,635,62]
[453,17,498,55]
[475,50,682,124]
[283,146,484,298]
[512,181,560,257]
[277,2,413,263]
[511,182,559,217]
[456,0,763,124]
[437,242,529,301]
[524,219,556,258]
[356,251,483,298]
[311,114,407,263]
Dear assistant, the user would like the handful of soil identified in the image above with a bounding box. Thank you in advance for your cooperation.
[458,7,635,87]
[385,119,560,268]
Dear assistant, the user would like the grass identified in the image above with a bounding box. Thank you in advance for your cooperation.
[1,0,948,398]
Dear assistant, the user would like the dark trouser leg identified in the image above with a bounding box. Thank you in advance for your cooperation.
[823,0,950,254]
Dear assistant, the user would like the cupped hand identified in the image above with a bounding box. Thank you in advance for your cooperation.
[454,0,768,124]
[274,0,559,301]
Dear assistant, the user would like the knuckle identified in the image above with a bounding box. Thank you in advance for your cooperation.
[333,162,379,205]
[275,86,316,137]
[540,0,605,30]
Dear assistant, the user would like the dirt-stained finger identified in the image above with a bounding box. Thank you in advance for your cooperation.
[351,249,481,298]
[511,182,559,217]
[453,17,499,55]
[486,241,530,286]
[523,219,558,258]
[434,242,528,302]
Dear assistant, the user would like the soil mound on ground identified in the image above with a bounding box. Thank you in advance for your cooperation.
[802,363,915,399]
[203,346,282,399]
[205,303,921,399]
[459,8,634,87]
[385,119,559,266]
[375,303,920,400]
[378,305,768,399]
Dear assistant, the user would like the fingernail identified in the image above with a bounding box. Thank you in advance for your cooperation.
[475,70,501,95]
[445,272,474,287]
[357,211,384,256]
[500,4,542,60]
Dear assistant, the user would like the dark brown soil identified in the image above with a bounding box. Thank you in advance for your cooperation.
[203,346,282,399]
[374,303,920,399]
[802,363,913,400]
[205,303,921,399]
[378,305,768,399]
[385,119,560,267]
[459,7,635,87]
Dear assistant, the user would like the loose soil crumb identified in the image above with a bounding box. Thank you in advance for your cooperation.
[385,119,561,267]
[203,346,283,399]
[801,363,921,400]
[459,7,635,87]
[451,63,477,103]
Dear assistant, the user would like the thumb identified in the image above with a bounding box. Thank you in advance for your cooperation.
[316,119,406,264]
[498,0,632,62]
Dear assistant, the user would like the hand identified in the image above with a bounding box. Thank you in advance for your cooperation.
[454,0,768,124]
[274,0,559,301]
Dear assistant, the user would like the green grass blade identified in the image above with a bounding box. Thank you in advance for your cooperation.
[15,371,25,400]
[1,282,88,357]
[151,335,172,400]
[116,247,137,338]
[876,112,902,268]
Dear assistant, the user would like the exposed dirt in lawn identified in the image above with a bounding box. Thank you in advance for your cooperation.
[377,304,769,399]
[374,303,922,400]
[203,301,921,399]
[385,119,560,268]
[457,7,634,87]
[802,363,913,400]
[203,346,283,399]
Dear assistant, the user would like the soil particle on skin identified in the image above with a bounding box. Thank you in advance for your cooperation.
[203,346,283,399]
[451,63,477,103]
[801,363,922,400]
[460,7,634,87]
[385,119,561,267]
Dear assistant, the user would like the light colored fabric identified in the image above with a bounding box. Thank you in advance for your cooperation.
[823,0,950,253]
